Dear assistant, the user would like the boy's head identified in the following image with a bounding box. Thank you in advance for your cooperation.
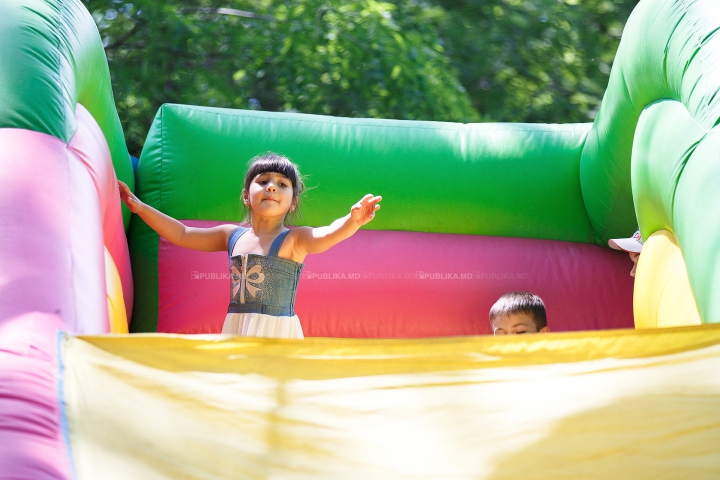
[609,229,644,277]
[489,291,549,335]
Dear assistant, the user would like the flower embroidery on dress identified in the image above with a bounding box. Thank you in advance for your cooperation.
[231,264,242,298]
[244,264,265,297]
[231,256,268,304]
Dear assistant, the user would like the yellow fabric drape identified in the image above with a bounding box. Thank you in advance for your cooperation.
[63,326,720,479]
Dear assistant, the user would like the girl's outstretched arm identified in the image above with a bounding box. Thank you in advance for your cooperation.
[293,194,382,256]
[118,181,234,252]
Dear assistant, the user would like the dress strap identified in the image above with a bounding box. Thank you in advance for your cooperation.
[268,230,291,257]
[227,226,249,255]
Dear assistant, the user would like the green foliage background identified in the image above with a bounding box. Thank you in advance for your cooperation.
[84,0,638,157]
[436,0,636,122]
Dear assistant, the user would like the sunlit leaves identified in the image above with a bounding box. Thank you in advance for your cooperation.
[435,0,638,123]
[84,0,478,156]
[83,0,638,155]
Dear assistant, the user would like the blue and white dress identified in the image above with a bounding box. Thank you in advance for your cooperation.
[221,227,305,339]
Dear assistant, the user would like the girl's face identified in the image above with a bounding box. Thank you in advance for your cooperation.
[244,171,296,219]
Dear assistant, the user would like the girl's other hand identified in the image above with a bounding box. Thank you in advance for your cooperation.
[118,180,143,213]
[350,194,382,226]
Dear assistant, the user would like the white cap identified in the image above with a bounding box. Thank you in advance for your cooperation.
[608,229,643,253]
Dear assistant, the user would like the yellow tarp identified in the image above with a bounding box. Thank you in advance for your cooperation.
[63,326,720,479]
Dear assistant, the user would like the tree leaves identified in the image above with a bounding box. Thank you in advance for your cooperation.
[84,0,637,156]
[434,0,638,123]
[85,0,479,156]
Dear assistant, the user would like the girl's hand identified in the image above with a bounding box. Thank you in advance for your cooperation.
[116,180,233,252]
[290,194,382,260]
[350,194,382,226]
[118,180,143,214]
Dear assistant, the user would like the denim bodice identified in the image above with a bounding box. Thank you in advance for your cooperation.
[227,227,304,316]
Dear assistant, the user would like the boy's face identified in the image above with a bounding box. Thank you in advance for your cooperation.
[492,312,549,335]
[629,252,640,277]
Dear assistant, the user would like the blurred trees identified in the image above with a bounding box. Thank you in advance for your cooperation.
[84,0,479,156]
[84,0,638,156]
[435,0,638,123]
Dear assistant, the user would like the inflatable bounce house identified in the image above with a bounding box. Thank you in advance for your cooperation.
[2,0,719,477]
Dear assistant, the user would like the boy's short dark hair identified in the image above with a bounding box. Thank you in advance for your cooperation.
[489,291,547,331]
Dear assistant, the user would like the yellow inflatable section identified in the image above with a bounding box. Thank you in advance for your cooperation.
[634,231,702,329]
[62,328,720,479]
[105,248,128,334]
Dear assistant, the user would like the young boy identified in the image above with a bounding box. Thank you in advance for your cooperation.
[608,229,643,277]
[489,291,549,335]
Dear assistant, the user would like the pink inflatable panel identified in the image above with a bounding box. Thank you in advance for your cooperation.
[158,221,634,336]
[0,314,71,480]
[0,125,108,333]
[0,129,81,329]
[0,116,128,335]
[71,105,133,320]
[0,112,131,479]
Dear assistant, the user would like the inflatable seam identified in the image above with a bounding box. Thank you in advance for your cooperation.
[159,104,165,213]
[45,0,68,142]
[669,137,703,227]
[62,132,80,330]
[60,0,76,140]
[595,154,632,242]
[56,332,78,480]
[677,0,707,108]
[163,104,586,133]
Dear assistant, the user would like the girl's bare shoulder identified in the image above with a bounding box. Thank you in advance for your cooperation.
[286,226,314,243]
[283,227,313,261]
[215,223,243,239]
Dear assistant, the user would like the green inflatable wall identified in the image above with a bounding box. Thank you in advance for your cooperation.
[131,0,720,329]
[581,0,720,323]
[130,105,594,331]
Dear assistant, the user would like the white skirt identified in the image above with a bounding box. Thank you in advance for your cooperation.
[221,312,304,339]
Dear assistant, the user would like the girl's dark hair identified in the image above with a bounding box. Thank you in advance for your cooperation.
[242,153,305,222]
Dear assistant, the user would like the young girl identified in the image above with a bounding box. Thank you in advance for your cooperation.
[118,153,381,339]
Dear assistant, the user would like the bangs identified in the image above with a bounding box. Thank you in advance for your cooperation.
[244,153,304,195]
